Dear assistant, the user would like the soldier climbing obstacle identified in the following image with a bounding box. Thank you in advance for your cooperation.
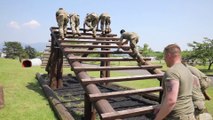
[98,13,111,35]
[69,13,81,37]
[83,12,99,38]
[56,8,69,40]
[117,29,145,66]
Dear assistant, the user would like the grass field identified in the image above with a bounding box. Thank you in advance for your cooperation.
[0,58,212,119]
[0,58,56,120]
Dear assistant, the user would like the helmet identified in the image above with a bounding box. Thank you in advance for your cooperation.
[120,29,125,34]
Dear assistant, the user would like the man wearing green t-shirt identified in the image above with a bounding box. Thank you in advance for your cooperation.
[154,44,195,120]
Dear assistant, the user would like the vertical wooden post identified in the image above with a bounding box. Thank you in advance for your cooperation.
[48,35,57,89]
[84,93,96,120]
[49,34,63,89]
[100,52,106,78]
[0,85,4,109]
[57,49,63,88]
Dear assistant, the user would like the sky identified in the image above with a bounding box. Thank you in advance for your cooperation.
[0,0,213,51]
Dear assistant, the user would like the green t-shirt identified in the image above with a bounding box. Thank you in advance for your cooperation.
[162,63,194,118]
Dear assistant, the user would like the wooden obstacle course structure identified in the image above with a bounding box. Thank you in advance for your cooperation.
[41,27,164,120]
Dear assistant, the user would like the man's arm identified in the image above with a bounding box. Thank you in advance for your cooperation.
[154,79,179,120]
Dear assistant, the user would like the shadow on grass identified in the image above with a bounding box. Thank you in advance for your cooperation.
[26,80,46,99]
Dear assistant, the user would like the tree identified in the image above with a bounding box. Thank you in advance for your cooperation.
[139,43,153,57]
[3,41,24,59]
[188,37,213,70]
[154,51,163,63]
[25,45,37,59]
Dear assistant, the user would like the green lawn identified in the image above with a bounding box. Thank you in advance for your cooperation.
[0,58,56,120]
[0,58,212,119]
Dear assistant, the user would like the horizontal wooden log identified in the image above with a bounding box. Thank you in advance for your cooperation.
[68,57,142,61]
[36,73,75,120]
[61,44,130,49]
[73,65,162,71]
[58,39,120,44]
[0,85,4,109]
[89,87,162,101]
[101,105,156,120]
[82,74,163,84]
[64,36,120,41]
[51,26,117,36]
[64,49,132,54]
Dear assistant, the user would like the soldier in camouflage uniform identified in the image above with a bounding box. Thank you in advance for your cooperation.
[98,13,111,35]
[117,29,144,65]
[69,13,81,37]
[182,62,212,120]
[83,13,99,38]
[56,8,69,40]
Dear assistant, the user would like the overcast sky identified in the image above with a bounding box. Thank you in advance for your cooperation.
[0,0,213,51]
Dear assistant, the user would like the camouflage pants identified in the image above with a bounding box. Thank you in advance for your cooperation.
[100,16,111,34]
[85,17,98,37]
[129,38,142,61]
[165,113,196,120]
[57,14,69,39]
[70,17,80,35]
[193,100,212,120]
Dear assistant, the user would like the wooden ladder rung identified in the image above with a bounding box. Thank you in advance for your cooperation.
[89,87,162,101]
[73,65,162,71]
[64,36,120,41]
[68,57,138,61]
[61,44,130,49]
[59,39,120,44]
[81,74,163,84]
[64,49,132,54]
[101,105,156,120]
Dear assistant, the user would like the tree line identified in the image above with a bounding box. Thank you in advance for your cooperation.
[2,38,212,70]
[2,41,41,61]
[138,37,213,70]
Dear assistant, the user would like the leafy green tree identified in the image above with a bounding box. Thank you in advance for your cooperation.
[139,43,153,57]
[24,45,37,59]
[3,41,24,59]
[154,51,163,63]
[188,37,213,70]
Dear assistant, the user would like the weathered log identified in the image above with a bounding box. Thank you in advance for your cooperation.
[36,73,75,120]
[0,85,4,109]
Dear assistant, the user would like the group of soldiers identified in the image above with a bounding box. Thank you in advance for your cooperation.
[55,8,111,39]
[55,8,143,65]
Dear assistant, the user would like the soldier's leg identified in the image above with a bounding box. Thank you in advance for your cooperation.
[85,21,93,30]
[76,19,81,36]
[70,18,76,36]
[100,18,105,34]
[105,18,111,34]
[92,27,97,38]
[131,39,144,65]
[57,15,65,39]
[194,100,208,119]
[92,20,98,38]
[63,17,69,37]
[72,23,77,35]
